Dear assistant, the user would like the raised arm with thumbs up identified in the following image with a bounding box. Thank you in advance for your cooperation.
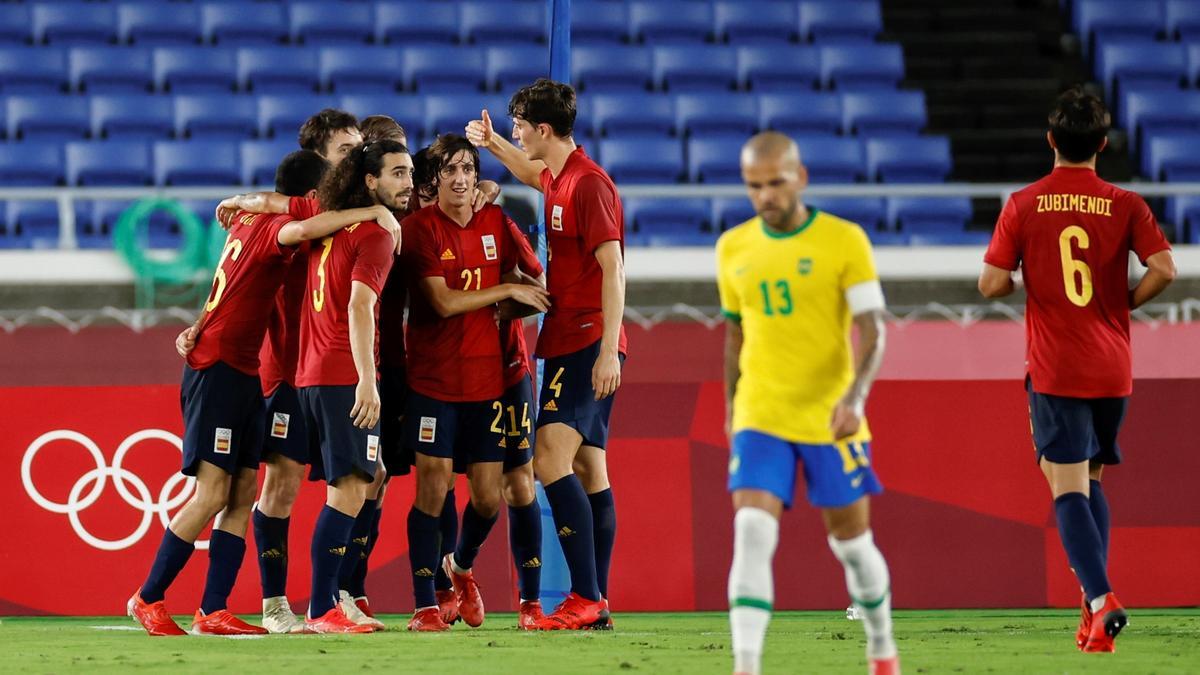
[465,108,548,190]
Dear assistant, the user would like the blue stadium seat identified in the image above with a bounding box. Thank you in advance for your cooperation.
[154,140,240,186]
[800,0,883,42]
[486,45,550,93]
[257,94,337,138]
[404,45,486,92]
[573,46,653,92]
[6,201,63,249]
[573,96,595,141]
[376,2,459,45]
[339,94,425,141]
[821,44,905,89]
[69,47,153,93]
[425,93,509,137]
[1167,0,1200,40]
[687,136,744,183]
[32,3,117,46]
[1121,89,1200,149]
[841,90,927,136]
[676,94,758,136]
[598,137,684,183]
[866,136,952,182]
[759,92,842,135]
[241,139,300,186]
[6,95,90,141]
[653,45,738,92]
[290,1,373,45]
[591,93,676,138]
[1073,0,1163,55]
[907,230,991,246]
[462,1,546,45]
[712,197,757,230]
[320,46,405,93]
[1167,194,1200,241]
[737,45,820,91]
[175,94,258,139]
[90,94,174,140]
[0,143,63,185]
[153,47,238,93]
[202,2,287,46]
[117,3,202,46]
[1144,131,1200,180]
[629,1,714,45]
[794,135,864,183]
[624,198,713,246]
[1097,41,1185,97]
[1186,43,1200,86]
[66,141,152,186]
[806,196,885,231]
[238,47,321,93]
[715,1,798,44]
[572,1,629,45]
[887,197,973,235]
[0,47,69,94]
[0,5,32,46]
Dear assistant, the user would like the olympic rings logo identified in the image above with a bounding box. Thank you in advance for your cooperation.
[21,429,208,551]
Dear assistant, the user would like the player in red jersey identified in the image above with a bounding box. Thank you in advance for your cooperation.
[980,88,1176,653]
[399,134,551,632]
[468,79,626,630]
[129,150,399,637]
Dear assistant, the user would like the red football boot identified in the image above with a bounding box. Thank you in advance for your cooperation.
[127,590,187,637]
[354,596,375,619]
[1082,592,1128,653]
[535,592,609,631]
[869,656,901,675]
[1075,593,1092,650]
[407,606,452,632]
[191,610,268,636]
[305,606,374,634]
[517,600,544,630]
[442,554,485,627]
[436,589,460,625]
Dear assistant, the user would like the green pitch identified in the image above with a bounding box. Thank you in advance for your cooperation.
[1,610,1197,674]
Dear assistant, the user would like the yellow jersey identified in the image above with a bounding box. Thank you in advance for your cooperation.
[716,208,879,444]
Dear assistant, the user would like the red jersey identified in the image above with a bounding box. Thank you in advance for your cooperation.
[295,212,395,388]
[537,146,628,359]
[984,166,1171,397]
[258,245,308,396]
[378,252,407,370]
[402,203,525,402]
[501,222,544,388]
[188,211,296,376]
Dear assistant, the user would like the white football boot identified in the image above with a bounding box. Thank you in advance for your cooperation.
[262,596,308,634]
[340,590,385,631]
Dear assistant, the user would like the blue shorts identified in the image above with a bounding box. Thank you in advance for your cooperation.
[403,390,506,467]
[379,365,411,476]
[728,430,883,509]
[1027,379,1127,465]
[262,382,309,466]
[501,374,535,472]
[536,340,624,450]
[180,361,264,476]
[298,385,381,484]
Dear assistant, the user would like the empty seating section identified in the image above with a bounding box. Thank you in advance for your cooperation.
[0,0,958,247]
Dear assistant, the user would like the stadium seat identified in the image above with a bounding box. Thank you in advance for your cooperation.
[715,1,798,44]
[805,196,885,231]
[90,94,174,140]
[841,90,927,136]
[153,47,238,93]
[6,95,90,141]
[687,136,744,183]
[653,46,738,92]
[0,5,31,46]
[793,135,864,183]
[241,139,301,186]
[31,3,117,46]
[1186,43,1200,87]
[625,197,714,246]
[864,229,910,246]
[338,94,425,141]
[1096,41,1185,98]
[591,93,676,138]
[320,46,405,93]
[175,95,258,139]
[486,45,550,93]
[571,1,629,45]
[573,46,653,92]
[712,196,757,230]
[598,137,684,183]
[5,201,63,249]
[737,45,820,92]
[1144,131,1200,180]
[820,44,905,89]
[154,140,240,186]
[1121,88,1200,147]
[404,45,486,92]
[289,1,374,45]
[425,94,510,138]
[759,92,843,135]
[66,141,152,186]
[69,47,154,93]
[1167,0,1200,40]
[0,47,69,94]
[0,143,63,186]
[117,3,202,46]
[1167,194,1200,241]
[866,136,953,182]
[202,2,287,46]
[628,1,715,45]
[800,0,883,42]
[461,1,546,45]
[1073,0,1163,55]
[887,196,974,235]
[376,1,459,45]
[676,94,759,136]
[257,94,337,138]
[238,47,321,94]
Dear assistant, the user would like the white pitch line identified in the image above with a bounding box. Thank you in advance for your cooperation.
[90,625,142,631]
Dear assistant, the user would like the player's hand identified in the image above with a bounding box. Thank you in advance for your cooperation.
[724,411,733,440]
[374,205,403,253]
[215,197,242,230]
[174,325,198,359]
[471,180,502,212]
[592,349,621,400]
[830,396,864,440]
[465,109,495,149]
[350,379,381,429]
[507,284,550,313]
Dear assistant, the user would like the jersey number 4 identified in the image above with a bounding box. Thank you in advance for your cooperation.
[1058,226,1093,307]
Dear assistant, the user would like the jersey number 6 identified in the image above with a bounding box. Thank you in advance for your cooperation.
[205,237,244,312]
[1058,226,1093,307]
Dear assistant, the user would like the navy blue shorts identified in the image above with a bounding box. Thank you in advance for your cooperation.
[299,385,381,484]
[379,366,411,477]
[536,340,624,450]
[403,390,506,467]
[180,361,264,476]
[728,430,883,509]
[262,382,308,466]
[501,374,535,472]
[1027,379,1127,465]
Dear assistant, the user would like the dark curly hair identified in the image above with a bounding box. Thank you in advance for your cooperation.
[359,114,406,144]
[508,78,576,137]
[412,146,437,204]
[298,108,359,154]
[426,133,480,185]
[315,140,409,212]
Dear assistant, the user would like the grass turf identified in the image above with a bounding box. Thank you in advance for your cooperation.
[0,610,1197,674]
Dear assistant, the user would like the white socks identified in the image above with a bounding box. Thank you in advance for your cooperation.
[728,507,779,675]
[828,530,897,660]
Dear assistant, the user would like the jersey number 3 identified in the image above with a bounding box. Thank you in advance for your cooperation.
[1058,226,1093,307]
[312,235,335,312]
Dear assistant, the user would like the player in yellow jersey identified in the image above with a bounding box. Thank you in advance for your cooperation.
[718,132,898,675]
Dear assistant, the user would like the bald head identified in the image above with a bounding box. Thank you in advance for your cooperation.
[741,131,801,169]
[740,131,808,232]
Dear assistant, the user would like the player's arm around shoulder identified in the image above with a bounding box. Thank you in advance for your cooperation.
[277,205,398,249]
[215,192,292,229]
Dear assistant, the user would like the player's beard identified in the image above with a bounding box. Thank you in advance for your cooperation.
[378,187,412,212]
[760,196,799,231]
